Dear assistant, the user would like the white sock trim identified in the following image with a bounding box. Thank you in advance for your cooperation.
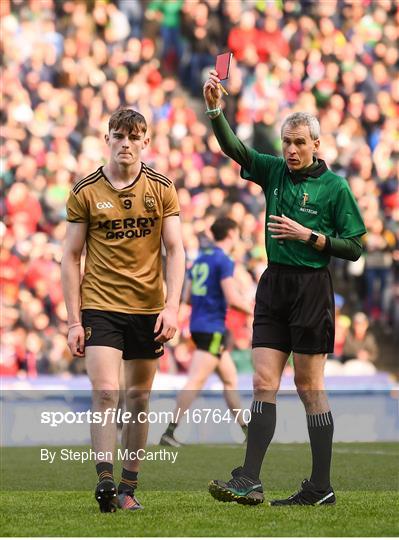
[307,411,333,428]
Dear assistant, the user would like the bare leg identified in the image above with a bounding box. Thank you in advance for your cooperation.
[252,347,289,402]
[293,353,330,413]
[172,349,219,421]
[122,358,158,472]
[85,346,122,463]
[215,351,245,426]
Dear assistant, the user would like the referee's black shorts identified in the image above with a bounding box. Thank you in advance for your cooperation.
[252,263,335,355]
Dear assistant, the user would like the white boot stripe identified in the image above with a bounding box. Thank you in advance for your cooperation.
[315,491,334,505]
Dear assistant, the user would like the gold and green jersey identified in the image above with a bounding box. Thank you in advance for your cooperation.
[66,164,180,313]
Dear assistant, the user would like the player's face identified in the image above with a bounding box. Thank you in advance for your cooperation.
[282,124,320,171]
[230,228,239,245]
[106,128,149,167]
[226,228,239,253]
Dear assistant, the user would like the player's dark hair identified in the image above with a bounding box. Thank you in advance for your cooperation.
[210,217,238,241]
[108,108,147,134]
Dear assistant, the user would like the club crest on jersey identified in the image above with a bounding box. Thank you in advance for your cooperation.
[85,327,92,340]
[301,193,309,207]
[144,194,156,211]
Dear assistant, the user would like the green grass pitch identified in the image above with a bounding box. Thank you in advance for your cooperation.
[1,442,398,537]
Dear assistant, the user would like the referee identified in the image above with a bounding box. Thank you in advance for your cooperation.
[204,71,366,506]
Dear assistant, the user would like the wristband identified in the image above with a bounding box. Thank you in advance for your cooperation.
[68,322,82,330]
[205,107,221,116]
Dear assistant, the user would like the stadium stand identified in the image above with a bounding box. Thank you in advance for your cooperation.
[1,0,398,379]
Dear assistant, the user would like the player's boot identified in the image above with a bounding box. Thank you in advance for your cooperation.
[270,479,336,506]
[208,466,264,505]
[159,432,181,447]
[117,491,144,511]
[95,478,118,513]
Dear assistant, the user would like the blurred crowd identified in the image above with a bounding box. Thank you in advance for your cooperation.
[1,0,398,378]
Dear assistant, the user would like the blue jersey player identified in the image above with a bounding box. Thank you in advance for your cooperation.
[161,217,252,446]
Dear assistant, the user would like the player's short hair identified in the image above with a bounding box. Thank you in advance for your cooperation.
[281,112,320,140]
[108,108,147,135]
[211,217,238,241]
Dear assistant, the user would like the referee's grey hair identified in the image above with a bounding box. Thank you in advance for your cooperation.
[281,112,320,140]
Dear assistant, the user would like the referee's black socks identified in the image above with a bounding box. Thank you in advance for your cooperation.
[307,411,334,489]
[242,401,276,480]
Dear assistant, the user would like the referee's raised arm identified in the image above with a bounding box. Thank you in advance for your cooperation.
[203,70,252,172]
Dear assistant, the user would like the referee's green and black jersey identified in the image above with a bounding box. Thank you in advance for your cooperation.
[211,113,366,268]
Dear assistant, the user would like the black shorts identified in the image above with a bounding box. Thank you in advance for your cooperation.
[252,263,335,354]
[191,332,226,358]
[81,309,164,360]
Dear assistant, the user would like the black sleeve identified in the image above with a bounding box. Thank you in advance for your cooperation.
[324,236,363,261]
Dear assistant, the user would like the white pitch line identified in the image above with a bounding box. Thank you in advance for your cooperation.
[333,448,398,456]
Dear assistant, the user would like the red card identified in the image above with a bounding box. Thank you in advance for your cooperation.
[215,52,232,80]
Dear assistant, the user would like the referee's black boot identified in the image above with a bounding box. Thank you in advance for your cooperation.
[95,478,118,513]
[270,479,336,506]
[209,466,264,505]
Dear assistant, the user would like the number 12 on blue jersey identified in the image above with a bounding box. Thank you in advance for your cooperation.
[191,262,210,296]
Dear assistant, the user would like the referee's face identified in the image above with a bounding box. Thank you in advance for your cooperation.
[282,124,320,171]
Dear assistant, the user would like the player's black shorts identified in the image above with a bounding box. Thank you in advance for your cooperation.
[191,332,226,358]
[252,263,335,354]
[81,309,164,360]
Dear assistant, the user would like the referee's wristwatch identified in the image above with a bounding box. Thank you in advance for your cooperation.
[308,230,320,245]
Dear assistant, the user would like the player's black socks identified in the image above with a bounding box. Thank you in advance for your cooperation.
[96,461,114,482]
[307,411,334,490]
[166,422,178,436]
[242,401,276,480]
[118,468,138,494]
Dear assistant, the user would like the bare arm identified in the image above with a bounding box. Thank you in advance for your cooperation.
[182,280,192,305]
[221,277,253,315]
[154,215,186,343]
[61,222,88,356]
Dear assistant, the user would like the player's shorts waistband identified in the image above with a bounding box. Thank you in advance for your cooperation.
[267,262,328,274]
